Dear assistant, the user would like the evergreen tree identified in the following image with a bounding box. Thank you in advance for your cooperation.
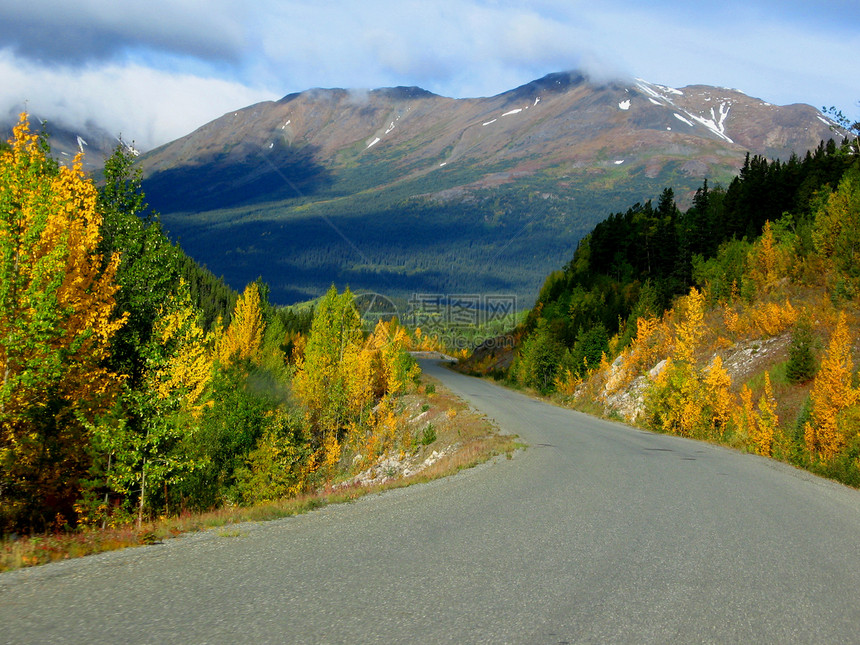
[97,142,181,384]
[786,315,818,384]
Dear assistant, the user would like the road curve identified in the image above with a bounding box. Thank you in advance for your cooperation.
[2,360,860,644]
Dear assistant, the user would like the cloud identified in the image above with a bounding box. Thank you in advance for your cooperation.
[1,0,857,151]
[253,0,613,98]
[0,0,246,64]
[577,4,860,110]
[0,49,273,150]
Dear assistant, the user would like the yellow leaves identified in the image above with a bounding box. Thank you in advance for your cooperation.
[553,368,582,396]
[804,313,858,460]
[722,299,798,339]
[147,280,214,418]
[1,113,124,528]
[342,341,375,419]
[732,385,756,445]
[750,372,778,456]
[704,356,733,437]
[294,287,419,463]
[724,306,740,334]
[753,300,798,337]
[0,113,123,419]
[747,220,790,293]
[673,287,705,364]
[320,431,341,470]
[218,282,264,366]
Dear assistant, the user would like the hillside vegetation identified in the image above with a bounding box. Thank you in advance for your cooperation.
[472,135,860,486]
[0,114,468,537]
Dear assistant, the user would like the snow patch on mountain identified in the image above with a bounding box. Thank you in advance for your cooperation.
[366,137,380,148]
[685,102,733,143]
[483,119,497,126]
[635,80,665,101]
[502,108,523,117]
[673,113,694,127]
[639,77,734,143]
[618,100,631,111]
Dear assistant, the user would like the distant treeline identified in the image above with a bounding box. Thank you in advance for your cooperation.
[152,149,716,306]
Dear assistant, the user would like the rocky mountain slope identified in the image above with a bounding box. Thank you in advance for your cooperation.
[137,71,844,305]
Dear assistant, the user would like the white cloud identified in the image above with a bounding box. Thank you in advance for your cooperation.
[0,49,274,150]
[252,0,602,98]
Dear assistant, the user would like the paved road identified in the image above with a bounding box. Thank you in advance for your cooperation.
[2,360,860,643]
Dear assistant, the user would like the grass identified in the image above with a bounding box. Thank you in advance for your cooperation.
[0,374,520,574]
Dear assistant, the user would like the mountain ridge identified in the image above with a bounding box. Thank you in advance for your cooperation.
[136,70,847,305]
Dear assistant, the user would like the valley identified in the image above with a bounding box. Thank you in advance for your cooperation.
[135,71,843,305]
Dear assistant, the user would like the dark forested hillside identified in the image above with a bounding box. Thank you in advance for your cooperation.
[522,138,857,367]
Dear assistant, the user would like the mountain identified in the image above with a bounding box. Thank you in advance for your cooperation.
[137,71,845,306]
[1,111,131,172]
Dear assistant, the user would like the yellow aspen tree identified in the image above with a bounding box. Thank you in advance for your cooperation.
[733,385,755,442]
[804,313,857,460]
[643,288,708,438]
[703,355,733,438]
[371,397,399,453]
[673,287,705,364]
[148,279,214,418]
[645,357,706,437]
[219,282,265,366]
[630,315,660,370]
[0,114,125,530]
[371,319,418,398]
[750,299,798,337]
[748,220,782,292]
[553,368,583,396]
[751,372,778,456]
[723,305,741,335]
[342,340,375,425]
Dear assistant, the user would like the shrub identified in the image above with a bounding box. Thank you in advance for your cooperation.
[786,315,818,383]
[420,424,437,446]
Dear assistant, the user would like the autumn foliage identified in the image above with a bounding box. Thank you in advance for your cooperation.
[1,115,422,534]
[294,286,419,472]
[804,313,858,460]
[514,135,860,486]
[1,116,125,529]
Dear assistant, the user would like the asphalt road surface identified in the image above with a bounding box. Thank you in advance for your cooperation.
[2,360,859,644]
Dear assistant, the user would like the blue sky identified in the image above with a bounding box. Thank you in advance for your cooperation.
[1,0,857,150]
